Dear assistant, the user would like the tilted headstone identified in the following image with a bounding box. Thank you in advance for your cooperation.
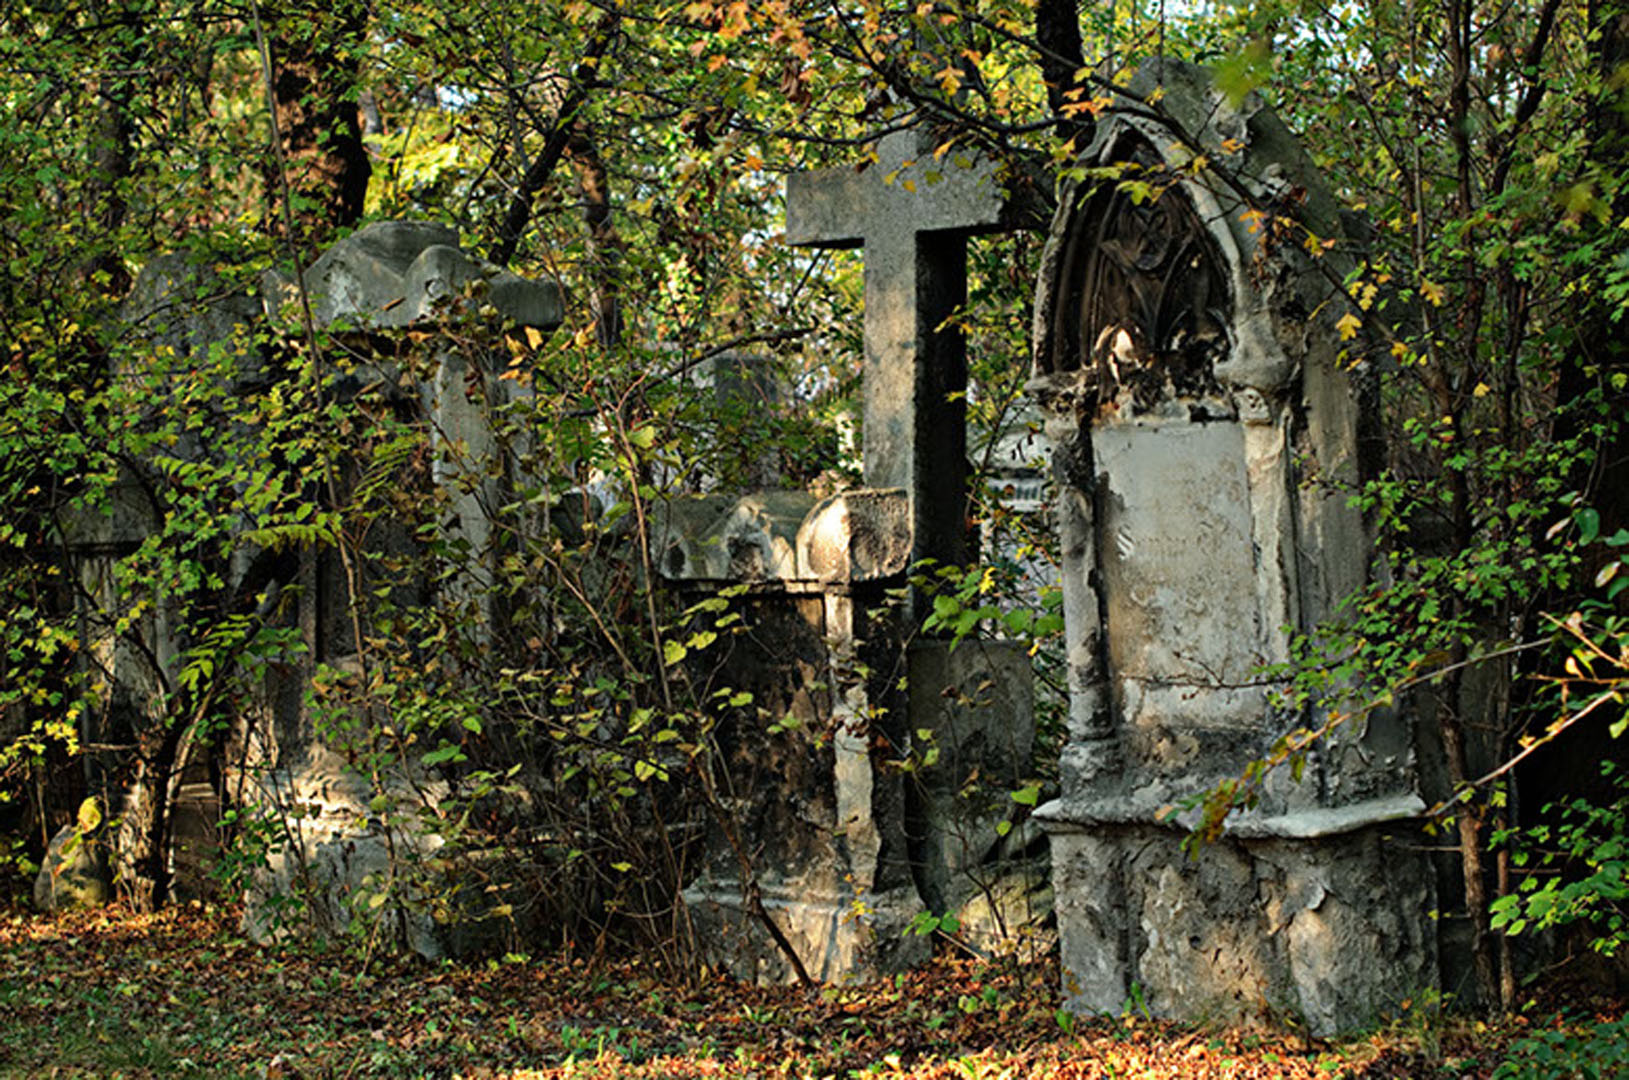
[1028,60,1433,1035]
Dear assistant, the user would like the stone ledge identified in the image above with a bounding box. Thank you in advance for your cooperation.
[1036,791,1425,841]
[657,488,911,585]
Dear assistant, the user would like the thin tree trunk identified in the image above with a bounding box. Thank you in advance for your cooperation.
[565,129,622,348]
[1034,0,1087,135]
[263,0,372,246]
[487,16,618,266]
[81,0,138,297]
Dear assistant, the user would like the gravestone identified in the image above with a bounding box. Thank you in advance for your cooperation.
[1028,60,1434,1034]
[659,489,927,981]
[786,128,1029,573]
[99,223,562,952]
[247,222,562,956]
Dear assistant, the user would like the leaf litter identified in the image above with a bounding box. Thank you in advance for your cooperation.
[0,904,1617,1079]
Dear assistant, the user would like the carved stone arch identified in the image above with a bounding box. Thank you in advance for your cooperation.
[1036,132,1234,418]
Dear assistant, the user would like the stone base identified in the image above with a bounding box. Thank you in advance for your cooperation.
[683,878,930,983]
[1042,798,1436,1036]
[241,764,518,961]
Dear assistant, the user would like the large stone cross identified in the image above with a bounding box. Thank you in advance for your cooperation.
[786,129,1017,570]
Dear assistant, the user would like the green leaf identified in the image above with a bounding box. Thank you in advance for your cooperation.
[1579,508,1601,545]
[76,797,101,834]
[422,744,465,767]
[1011,783,1041,807]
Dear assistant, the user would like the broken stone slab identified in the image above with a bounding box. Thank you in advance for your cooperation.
[655,489,911,585]
[1040,792,1433,1035]
[242,762,494,960]
[33,824,112,913]
[669,588,928,985]
[261,220,563,331]
[797,490,913,584]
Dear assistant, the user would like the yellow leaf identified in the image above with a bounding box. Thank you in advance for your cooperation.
[524,326,545,349]
[1472,382,1491,398]
[77,797,101,834]
[1336,312,1362,341]
[1420,279,1446,306]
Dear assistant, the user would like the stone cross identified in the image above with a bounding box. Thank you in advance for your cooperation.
[786,129,1017,571]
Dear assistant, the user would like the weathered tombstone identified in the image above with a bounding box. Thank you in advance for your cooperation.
[1028,61,1434,1034]
[785,128,1024,574]
[242,222,563,956]
[659,489,928,981]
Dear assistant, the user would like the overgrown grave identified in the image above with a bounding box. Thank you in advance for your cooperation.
[648,127,1054,983]
[65,222,563,953]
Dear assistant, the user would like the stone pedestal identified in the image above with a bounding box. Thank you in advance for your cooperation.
[661,489,932,982]
[1044,797,1433,1033]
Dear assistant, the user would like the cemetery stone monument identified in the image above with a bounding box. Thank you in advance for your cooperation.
[664,129,1045,979]
[89,223,561,953]
[1028,60,1435,1034]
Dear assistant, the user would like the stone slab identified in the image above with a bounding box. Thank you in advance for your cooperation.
[1094,420,1264,694]
[906,640,1034,913]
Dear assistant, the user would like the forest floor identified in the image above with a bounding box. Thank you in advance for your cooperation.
[0,904,1621,1079]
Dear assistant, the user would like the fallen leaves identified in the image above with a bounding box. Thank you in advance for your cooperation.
[0,904,1617,1079]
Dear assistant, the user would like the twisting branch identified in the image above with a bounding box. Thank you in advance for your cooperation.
[487,15,619,266]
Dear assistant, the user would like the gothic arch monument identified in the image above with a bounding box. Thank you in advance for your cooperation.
[1029,61,1437,1034]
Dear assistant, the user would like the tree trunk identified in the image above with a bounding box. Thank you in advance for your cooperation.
[264,0,372,246]
[1035,0,1087,134]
